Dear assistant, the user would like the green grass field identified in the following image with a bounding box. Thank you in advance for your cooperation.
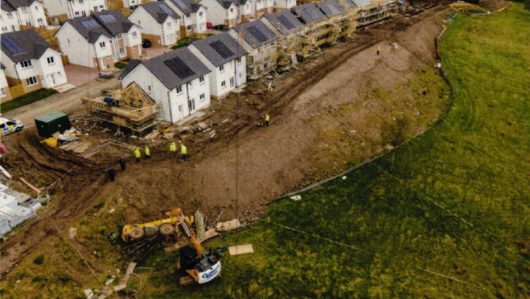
[136,5,530,298]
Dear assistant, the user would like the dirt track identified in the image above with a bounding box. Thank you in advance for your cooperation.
[0,6,448,278]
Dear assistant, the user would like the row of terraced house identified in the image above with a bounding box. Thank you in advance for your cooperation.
[118,0,400,124]
[0,0,398,105]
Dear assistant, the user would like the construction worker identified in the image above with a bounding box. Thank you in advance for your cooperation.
[118,156,126,171]
[169,142,177,158]
[107,166,116,182]
[144,145,151,159]
[179,142,188,161]
[133,147,141,163]
[264,113,270,127]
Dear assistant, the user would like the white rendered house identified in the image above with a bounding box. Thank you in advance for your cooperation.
[56,10,142,70]
[42,0,107,19]
[119,48,212,123]
[188,32,247,99]
[199,0,238,29]
[163,0,208,37]
[129,2,180,46]
[0,29,67,93]
[0,0,48,32]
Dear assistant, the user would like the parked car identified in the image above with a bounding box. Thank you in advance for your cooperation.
[142,39,152,48]
[0,117,23,136]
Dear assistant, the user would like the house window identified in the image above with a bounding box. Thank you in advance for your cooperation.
[221,81,226,87]
[132,31,137,38]
[99,41,106,48]
[176,85,183,93]
[200,93,205,101]
[178,104,183,112]
[7,12,12,18]
[236,57,241,63]
[21,60,32,68]
[167,22,171,27]
[219,65,224,71]
[26,76,37,86]
[119,48,125,54]
[199,76,205,83]
[67,38,71,45]
[75,11,80,16]
[199,11,203,16]
[186,25,192,30]
[47,56,55,64]
[148,85,152,91]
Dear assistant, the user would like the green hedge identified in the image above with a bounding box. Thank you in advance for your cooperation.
[1,88,58,113]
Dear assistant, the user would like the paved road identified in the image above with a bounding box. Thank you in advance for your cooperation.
[3,78,120,129]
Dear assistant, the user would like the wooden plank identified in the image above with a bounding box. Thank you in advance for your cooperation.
[228,244,254,256]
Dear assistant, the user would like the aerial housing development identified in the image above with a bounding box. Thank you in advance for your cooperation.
[1,0,527,298]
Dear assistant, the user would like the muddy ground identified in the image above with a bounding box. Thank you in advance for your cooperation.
[0,4,449,286]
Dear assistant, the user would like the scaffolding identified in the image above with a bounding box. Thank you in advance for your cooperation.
[357,0,399,27]
[82,83,159,134]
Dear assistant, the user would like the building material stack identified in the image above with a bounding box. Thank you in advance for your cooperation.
[82,83,159,134]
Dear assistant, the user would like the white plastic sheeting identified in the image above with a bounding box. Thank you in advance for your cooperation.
[0,183,41,237]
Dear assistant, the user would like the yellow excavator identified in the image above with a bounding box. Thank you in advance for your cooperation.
[121,208,223,286]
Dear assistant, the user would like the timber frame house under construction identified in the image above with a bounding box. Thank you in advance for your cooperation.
[82,83,159,134]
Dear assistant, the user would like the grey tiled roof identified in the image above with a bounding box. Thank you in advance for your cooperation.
[341,0,358,9]
[139,1,180,24]
[234,20,277,49]
[120,48,211,90]
[1,29,50,63]
[192,33,247,67]
[291,4,327,24]
[2,0,37,10]
[167,0,202,14]
[215,0,234,9]
[0,29,50,63]
[93,11,135,36]
[318,0,346,17]
[263,11,304,36]
[352,0,371,7]
[66,10,134,43]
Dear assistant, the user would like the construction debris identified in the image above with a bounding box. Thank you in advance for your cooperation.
[19,178,41,196]
[113,262,137,292]
[0,183,48,237]
[228,244,254,256]
[290,195,303,201]
[215,219,242,232]
[0,166,12,180]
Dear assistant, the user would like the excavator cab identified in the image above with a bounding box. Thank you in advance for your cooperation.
[179,245,222,285]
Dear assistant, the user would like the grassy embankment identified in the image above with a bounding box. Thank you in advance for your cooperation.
[138,5,529,298]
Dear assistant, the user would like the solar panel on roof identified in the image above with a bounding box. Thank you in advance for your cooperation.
[81,19,99,29]
[1,38,25,55]
[159,3,174,15]
[164,57,195,78]
[210,40,234,59]
[99,14,117,23]
[277,15,295,30]
[247,26,268,43]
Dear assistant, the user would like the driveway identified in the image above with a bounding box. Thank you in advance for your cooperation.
[142,46,172,59]
[4,77,120,129]
[64,65,99,87]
